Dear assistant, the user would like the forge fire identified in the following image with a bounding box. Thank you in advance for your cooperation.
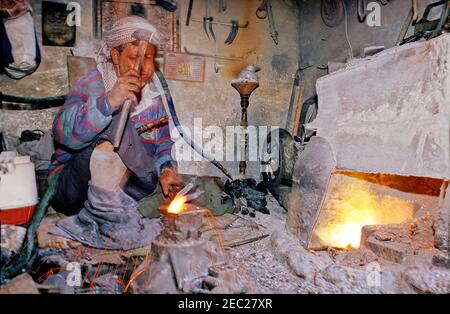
[0,0,449,301]
[312,174,416,249]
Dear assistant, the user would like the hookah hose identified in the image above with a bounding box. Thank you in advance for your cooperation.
[155,71,233,180]
[0,92,66,110]
[0,171,61,281]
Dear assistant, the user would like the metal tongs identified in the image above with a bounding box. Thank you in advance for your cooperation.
[172,181,204,202]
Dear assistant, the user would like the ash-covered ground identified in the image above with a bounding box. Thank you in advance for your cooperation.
[227,194,450,294]
[1,193,448,294]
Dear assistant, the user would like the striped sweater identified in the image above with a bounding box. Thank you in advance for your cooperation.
[49,69,176,177]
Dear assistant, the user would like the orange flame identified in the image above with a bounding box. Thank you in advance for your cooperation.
[313,178,415,249]
[167,195,187,214]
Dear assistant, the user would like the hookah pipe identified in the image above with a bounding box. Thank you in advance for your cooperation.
[231,65,260,176]
[156,67,267,215]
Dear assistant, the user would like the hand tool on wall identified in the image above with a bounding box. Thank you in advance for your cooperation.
[192,18,248,43]
[224,20,239,44]
[320,0,345,28]
[401,0,450,44]
[256,1,268,19]
[396,0,417,45]
[256,0,279,45]
[186,0,194,26]
[266,0,278,45]
[213,43,224,73]
[430,0,449,39]
[153,0,177,12]
[203,0,216,41]
[412,0,419,23]
[214,57,224,73]
[377,0,389,5]
[208,19,216,42]
[113,30,150,149]
[357,0,367,22]
[203,0,210,40]
[285,61,314,136]
[219,0,227,13]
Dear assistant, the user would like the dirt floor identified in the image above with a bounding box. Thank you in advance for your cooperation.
[226,194,450,294]
[228,195,311,293]
[1,192,449,294]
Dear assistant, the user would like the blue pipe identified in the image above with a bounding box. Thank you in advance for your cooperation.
[156,71,233,179]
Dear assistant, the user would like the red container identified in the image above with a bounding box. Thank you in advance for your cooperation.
[0,204,37,225]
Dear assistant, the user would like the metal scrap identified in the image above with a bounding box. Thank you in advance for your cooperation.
[225,234,270,248]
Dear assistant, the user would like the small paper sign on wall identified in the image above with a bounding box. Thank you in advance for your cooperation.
[164,52,205,83]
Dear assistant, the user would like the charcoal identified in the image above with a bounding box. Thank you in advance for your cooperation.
[225,179,270,215]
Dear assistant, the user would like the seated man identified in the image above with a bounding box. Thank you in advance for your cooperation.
[48,16,182,250]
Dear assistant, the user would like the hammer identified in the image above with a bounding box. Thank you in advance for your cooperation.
[112,29,153,149]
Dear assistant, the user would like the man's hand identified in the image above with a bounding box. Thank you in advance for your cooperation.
[159,167,183,199]
[107,69,144,110]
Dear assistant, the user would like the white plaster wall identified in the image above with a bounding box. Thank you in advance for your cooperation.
[311,34,450,180]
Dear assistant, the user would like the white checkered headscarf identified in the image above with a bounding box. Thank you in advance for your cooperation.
[96,16,161,91]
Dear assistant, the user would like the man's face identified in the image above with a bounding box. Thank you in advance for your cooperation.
[111,41,156,83]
